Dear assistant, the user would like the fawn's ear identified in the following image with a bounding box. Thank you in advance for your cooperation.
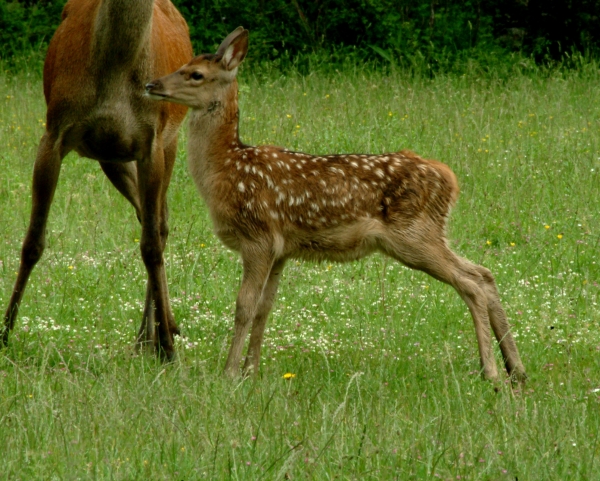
[216,27,249,71]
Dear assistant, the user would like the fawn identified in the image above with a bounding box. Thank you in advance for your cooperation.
[146,27,527,384]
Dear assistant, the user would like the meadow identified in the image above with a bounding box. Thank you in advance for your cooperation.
[1,62,599,480]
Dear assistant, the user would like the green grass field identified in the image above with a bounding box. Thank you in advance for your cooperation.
[1,63,599,480]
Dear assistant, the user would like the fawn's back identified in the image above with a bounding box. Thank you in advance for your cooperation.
[202,142,460,262]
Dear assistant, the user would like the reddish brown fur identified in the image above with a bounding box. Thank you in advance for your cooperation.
[147,28,527,383]
[2,0,193,360]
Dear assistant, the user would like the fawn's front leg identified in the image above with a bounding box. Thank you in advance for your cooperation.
[242,258,286,376]
[224,248,274,377]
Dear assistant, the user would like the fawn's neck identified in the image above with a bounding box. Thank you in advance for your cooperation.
[187,81,243,195]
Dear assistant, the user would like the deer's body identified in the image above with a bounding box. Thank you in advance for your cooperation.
[188,97,458,264]
[2,0,193,359]
[43,0,188,164]
[146,28,527,383]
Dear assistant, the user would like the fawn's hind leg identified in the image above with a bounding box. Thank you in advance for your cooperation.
[383,236,502,383]
[473,265,527,383]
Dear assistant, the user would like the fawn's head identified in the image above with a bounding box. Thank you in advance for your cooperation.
[145,27,248,109]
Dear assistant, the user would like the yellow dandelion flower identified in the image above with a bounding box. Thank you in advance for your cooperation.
[68,265,74,270]
[286,114,292,118]
[283,372,296,380]
[327,264,332,271]
[486,240,492,246]
[510,242,516,247]
[200,243,206,247]
[557,234,563,239]
[544,225,550,229]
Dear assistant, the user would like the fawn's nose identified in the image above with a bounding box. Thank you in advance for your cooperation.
[145,80,162,92]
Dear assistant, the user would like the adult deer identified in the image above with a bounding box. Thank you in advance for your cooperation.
[146,28,527,384]
[1,0,192,360]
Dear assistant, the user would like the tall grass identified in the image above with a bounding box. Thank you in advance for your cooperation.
[1,63,599,480]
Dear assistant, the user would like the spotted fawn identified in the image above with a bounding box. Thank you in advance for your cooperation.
[146,27,526,384]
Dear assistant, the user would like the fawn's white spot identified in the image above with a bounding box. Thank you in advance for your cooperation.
[238,182,245,193]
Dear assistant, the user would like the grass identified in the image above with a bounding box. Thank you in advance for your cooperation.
[1,63,600,480]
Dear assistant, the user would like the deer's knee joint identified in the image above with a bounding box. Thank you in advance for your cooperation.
[159,220,169,242]
[21,238,45,266]
[477,266,495,283]
[139,238,163,266]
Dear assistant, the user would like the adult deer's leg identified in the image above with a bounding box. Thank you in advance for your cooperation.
[242,258,286,376]
[99,161,157,349]
[100,161,142,220]
[224,246,274,377]
[136,139,175,360]
[2,132,64,344]
[100,145,180,353]
[155,138,179,338]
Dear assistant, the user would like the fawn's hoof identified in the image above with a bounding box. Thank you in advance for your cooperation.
[510,367,528,385]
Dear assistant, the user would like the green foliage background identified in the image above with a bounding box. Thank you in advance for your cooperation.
[2,0,600,70]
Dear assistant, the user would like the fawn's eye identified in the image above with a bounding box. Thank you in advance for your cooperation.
[191,71,204,81]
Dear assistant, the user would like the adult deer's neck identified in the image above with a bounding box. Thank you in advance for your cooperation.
[187,80,243,196]
[92,0,155,73]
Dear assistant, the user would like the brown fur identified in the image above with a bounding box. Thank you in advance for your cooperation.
[2,0,193,360]
[147,28,527,383]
